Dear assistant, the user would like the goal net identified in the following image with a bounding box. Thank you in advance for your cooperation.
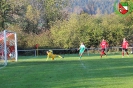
[0,30,17,66]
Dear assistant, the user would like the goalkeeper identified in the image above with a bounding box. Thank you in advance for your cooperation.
[46,50,63,61]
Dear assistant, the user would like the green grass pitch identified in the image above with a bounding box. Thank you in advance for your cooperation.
[0,53,133,88]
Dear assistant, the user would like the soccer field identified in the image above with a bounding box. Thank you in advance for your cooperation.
[0,54,133,88]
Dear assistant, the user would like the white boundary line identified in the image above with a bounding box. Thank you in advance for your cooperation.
[0,65,6,70]
[79,60,86,69]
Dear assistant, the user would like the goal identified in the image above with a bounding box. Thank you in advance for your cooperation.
[0,30,17,66]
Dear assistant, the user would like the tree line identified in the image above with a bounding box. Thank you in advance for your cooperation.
[0,0,133,49]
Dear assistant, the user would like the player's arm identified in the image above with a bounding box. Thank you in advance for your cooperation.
[100,42,102,47]
[106,42,109,48]
[77,46,80,50]
[126,42,129,49]
[106,42,109,47]
[46,51,49,61]
[83,46,86,52]
[100,42,102,50]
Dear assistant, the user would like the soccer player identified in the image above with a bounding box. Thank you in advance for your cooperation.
[122,38,129,58]
[100,39,109,58]
[78,42,85,59]
[46,50,63,61]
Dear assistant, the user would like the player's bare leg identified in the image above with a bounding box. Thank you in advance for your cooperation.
[79,53,83,59]
[100,52,103,58]
[122,50,124,58]
[100,50,104,58]
[104,52,107,56]
[126,51,129,57]
[54,55,64,59]
[57,55,64,58]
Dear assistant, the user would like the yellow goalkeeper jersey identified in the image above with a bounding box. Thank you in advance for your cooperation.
[46,50,63,61]
[47,52,56,58]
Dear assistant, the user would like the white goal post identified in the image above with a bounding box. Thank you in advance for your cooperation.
[0,30,17,66]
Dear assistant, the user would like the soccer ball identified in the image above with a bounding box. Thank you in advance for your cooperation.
[9,53,12,57]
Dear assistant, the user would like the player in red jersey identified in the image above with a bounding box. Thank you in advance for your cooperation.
[122,38,129,58]
[100,39,109,58]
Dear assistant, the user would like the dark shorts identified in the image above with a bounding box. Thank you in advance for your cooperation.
[122,48,128,51]
[101,48,105,51]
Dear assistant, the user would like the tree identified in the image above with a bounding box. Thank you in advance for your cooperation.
[43,0,69,28]
[0,0,12,30]
[24,5,40,34]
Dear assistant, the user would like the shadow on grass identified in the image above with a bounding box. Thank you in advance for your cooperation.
[8,56,133,78]
[1,55,133,88]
